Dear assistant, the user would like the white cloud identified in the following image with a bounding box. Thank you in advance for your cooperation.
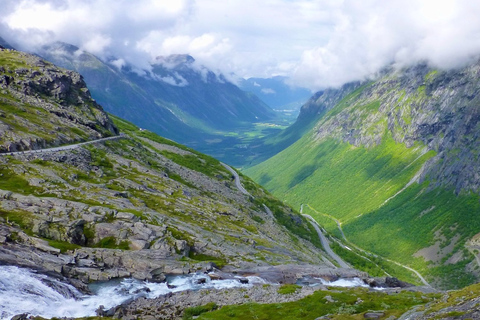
[261,88,276,95]
[292,0,480,89]
[1,0,480,91]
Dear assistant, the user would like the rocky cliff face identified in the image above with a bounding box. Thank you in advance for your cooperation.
[0,48,117,152]
[308,62,480,194]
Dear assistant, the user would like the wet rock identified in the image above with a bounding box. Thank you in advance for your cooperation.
[150,268,166,283]
[385,277,409,288]
[363,278,379,288]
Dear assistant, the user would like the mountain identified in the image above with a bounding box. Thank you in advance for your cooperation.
[246,61,480,289]
[37,42,276,159]
[0,36,14,50]
[0,48,118,152]
[4,44,480,320]
[0,47,338,288]
[239,76,311,112]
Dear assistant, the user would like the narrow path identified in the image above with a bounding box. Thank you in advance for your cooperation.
[220,163,252,196]
[306,204,346,241]
[305,204,431,287]
[223,168,349,269]
[302,214,350,268]
[0,133,126,156]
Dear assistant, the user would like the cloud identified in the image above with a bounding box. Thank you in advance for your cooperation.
[292,0,480,89]
[261,88,276,94]
[1,0,480,91]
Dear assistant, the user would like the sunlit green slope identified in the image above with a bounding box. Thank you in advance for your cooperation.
[247,62,480,288]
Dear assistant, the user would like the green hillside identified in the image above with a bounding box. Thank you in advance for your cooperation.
[247,62,480,289]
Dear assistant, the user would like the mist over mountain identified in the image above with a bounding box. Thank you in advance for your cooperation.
[37,42,275,159]
[239,76,311,112]
[0,36,14,49]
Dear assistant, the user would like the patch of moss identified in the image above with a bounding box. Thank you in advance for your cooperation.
[47,239,81,253]
[277,284,301,295]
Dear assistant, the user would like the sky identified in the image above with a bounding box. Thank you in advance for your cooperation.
[2,0,480,91]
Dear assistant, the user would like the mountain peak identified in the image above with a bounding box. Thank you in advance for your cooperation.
[42,41,81,55]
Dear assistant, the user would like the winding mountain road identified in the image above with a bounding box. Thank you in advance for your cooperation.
[222,164,351,268]
[303,214,350,268]
[221,163,252,196]
[0,134,125,156]
[305,203,431,287]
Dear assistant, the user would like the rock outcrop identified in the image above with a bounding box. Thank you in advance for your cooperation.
[0,48,118,153]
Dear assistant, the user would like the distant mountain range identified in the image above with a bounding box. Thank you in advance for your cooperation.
[36,42,276,159]
[0,36,14,49]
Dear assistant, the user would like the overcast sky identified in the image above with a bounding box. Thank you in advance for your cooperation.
[2,0,480,91]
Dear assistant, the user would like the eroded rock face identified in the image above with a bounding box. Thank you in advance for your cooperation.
[0,48,118,153]
[301,62,480,194]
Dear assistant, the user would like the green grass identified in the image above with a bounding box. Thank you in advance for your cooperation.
[253,196,323,249]
[324,83,371,120]
[345,182,480,289]
[96,236,130,250]
[47,239,81,253]
[0,166,43,195]
[183,302,219,320]
[0,50,33,70]
[0,210,34,234]
[277,284,301,295]
[187,252,228,268]
[247,133,433,223]
[194,287,434,320]
[246,113,480,287]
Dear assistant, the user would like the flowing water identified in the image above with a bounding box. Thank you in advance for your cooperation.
[0,266,265,319]
[0,265,371,319]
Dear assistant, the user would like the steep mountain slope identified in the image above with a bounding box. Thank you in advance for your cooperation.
[37,43,276,155]
[247,62,480,289]
[242,83,362,167]
[0,48,332,287]
[0,49,118,152]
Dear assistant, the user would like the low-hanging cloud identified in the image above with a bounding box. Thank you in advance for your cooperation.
[292,0,480,89]
[1,0,480,91]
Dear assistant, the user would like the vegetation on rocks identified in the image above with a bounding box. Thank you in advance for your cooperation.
[0,48,327,287]
[192,287,435,320]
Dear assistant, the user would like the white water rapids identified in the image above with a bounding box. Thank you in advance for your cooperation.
[0,265,371,319]
[0,266,266,319]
